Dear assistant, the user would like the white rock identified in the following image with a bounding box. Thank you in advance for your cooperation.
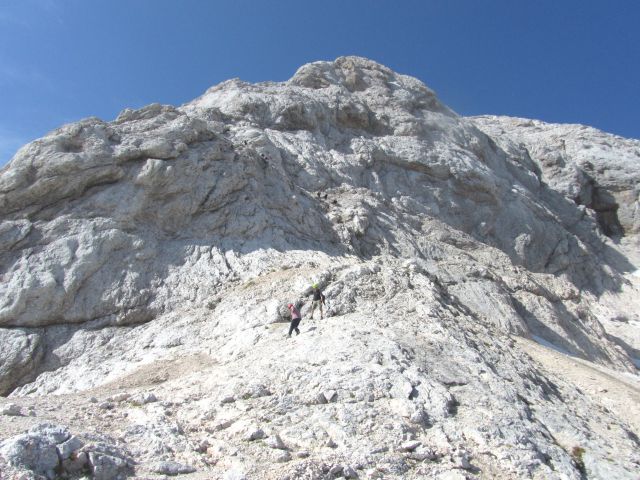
[266,434,287,450]
[1,403,21,416]
[223,469,247,480]
[130,392,157,405]
[323,390,338,403]
[398,440,422,452]
[110,393,130,402]
[149,460,196,475]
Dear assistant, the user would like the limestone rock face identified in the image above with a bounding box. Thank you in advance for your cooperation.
[0,57,639,479]
[471,115,640,237]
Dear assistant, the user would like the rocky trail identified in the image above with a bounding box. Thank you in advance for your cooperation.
[517,337,640,434]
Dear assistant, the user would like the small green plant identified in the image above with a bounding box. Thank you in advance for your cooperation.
[571,446,586,476]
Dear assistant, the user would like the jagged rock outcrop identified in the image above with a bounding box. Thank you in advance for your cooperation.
[471,115,640,238]
[1,56,639,479]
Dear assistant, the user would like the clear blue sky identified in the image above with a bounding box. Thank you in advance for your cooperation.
[1,0,639,166]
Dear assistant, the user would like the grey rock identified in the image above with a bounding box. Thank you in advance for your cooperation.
[0,433,59,477]
[266,433,287,450]
[61,450,89,474]
[88,451,129,480]
[28,423,70,444]
[0,329,44,395]
[409,446,437,461]
[57,435,84,460]
[343,465,359,478]
[149,460,196,475]
[325,438,338,449]
[1,403,21,416]
[245,427,266,441]
[451,449,472,470]
[275,450,291,463]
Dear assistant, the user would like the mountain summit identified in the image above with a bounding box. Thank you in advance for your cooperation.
[1,57,639,479]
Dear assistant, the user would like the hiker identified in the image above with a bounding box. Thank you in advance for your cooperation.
[287,303,302,337]
[309,284,326,320]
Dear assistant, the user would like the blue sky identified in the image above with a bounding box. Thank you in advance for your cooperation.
[1,0,639,166]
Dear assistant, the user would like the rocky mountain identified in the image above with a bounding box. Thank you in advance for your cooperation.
[1,56,638,479]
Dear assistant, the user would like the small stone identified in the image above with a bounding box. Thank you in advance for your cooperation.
[245,427,266,441]
[366,468,384,479]
[410,410,427,424]
[213,418,235,431]
[62,451,88,474]
[149,460,197,475]
[325,438,338,448]
[266,434,287,450]
[130,392,157,405]
[329,464,343,475]
[99,402,115,410]
[275,450,291,463]
[451,449,472,470]
[220,395,235,404]
[89,397,98,403]
[1,403,21,416]
[57,435,84,460]
[110,393,130,402]
[316,393,328,404]
[323,390,338,403]
[343,465,358,478]
[88,452,128,480]
[410,446,437,461]
[195,440,210,453]
[398,440,421,452]
[370,446,389,454]
[296,451,310,458]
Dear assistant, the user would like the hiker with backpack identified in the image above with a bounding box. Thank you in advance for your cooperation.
[287,303,302,337]
[309,284,326,320]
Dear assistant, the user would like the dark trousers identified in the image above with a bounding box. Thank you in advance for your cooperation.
[288,317,301,336]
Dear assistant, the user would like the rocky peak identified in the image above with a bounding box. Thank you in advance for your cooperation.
[1,57,639,479]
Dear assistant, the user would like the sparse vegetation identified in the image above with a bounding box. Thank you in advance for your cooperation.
[571,446,586,476]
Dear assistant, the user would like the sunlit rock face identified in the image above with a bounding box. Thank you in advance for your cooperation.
[1,57,638,479]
